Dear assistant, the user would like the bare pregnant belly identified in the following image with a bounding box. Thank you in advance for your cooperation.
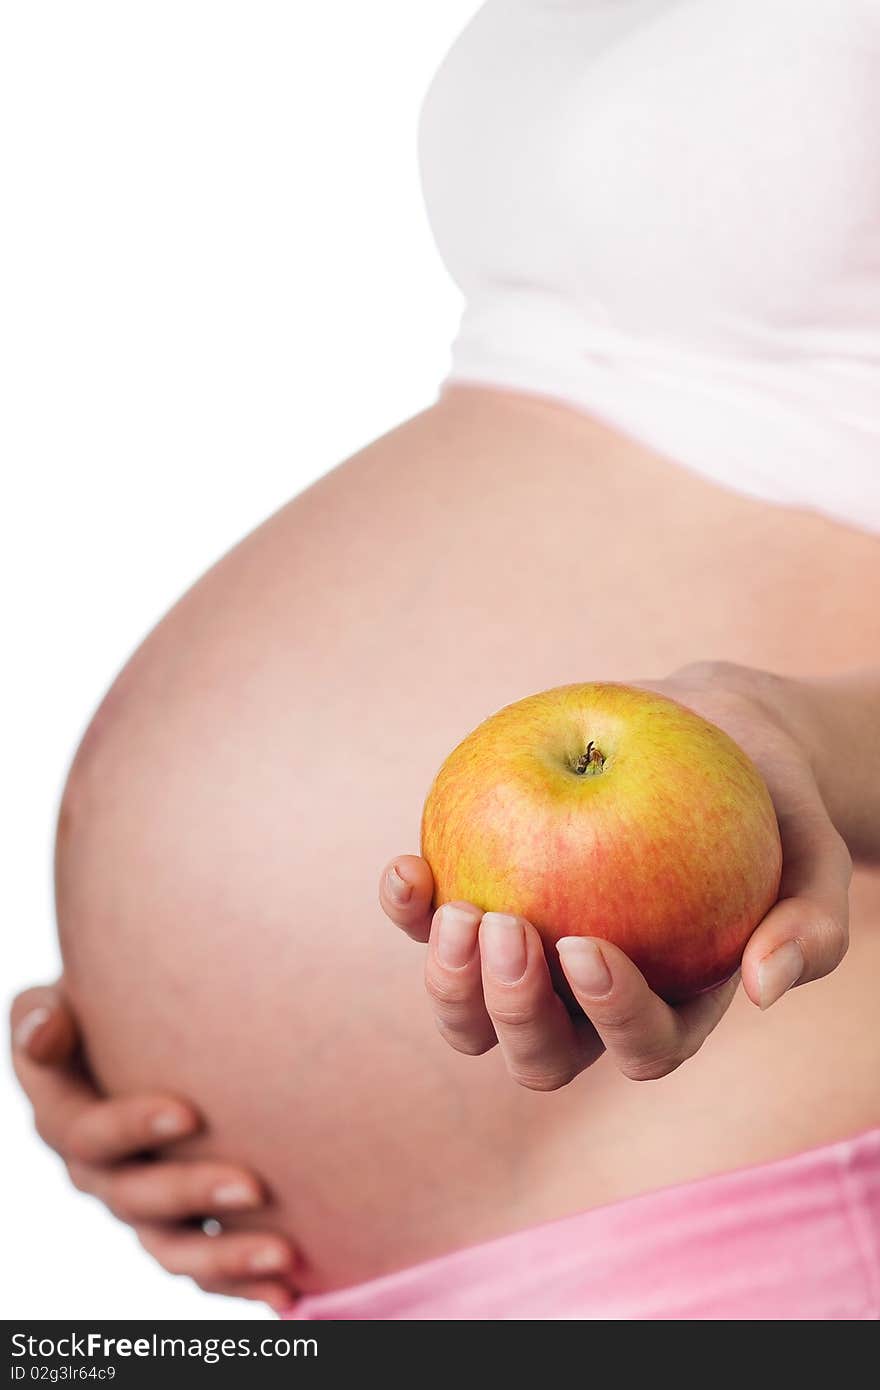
[57,384,880,1291]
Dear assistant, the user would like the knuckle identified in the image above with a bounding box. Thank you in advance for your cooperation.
[117,1105,146,1149]
[62,1120,95,1164]
[104,1171,142,1216]
[57,1111,90,1159]
[807,911,849,970]
[673,659,751,695]
[429,998,483,1036]
[139,1238,192,1278]
[216,1248,247,1278]
[509,1064,576,1092]
[487,1004,534,1030]
[424,971,474,1010]
[136,1230,177,1272]
[401,921,431,943]
[33,1114,58,1151]
[621,1048,684,1082]
[830,832,853,884]
[194,1277,224,1295]
[65,1162,92,1194]
[486,990,546,1030]
[670,662,770,721]
[675,658,728,684]
[436,1020,495,1056]
[592,1000,642,1033]
[100,1188,133,1221]
[135,1229,158,1257]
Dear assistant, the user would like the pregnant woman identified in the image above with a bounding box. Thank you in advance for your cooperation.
[12,1,880,1319]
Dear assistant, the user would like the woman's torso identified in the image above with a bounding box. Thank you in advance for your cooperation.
[419,0,880,531]
[58,384,880,1293]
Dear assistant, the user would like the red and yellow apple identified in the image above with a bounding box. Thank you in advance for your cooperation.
[420,683,782,1001]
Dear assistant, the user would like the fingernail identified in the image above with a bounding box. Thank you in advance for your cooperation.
[557,938,613,997]
[212,1181,261,1209]
[481,913,527,983]
[436,904,479,968]
[151,1109,192,1138]
[13,1006,51,1051]
[387,865,412,905]
[757,940,804,1010]
[249,1247,288,1273]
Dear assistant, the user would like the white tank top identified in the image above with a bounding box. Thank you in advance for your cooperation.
[418,0,880,533]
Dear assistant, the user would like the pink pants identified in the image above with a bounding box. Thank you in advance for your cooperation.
[284,1128,880,1320]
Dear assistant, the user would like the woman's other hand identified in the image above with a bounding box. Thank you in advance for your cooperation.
[378,660,853,1090]
[10,983,298,1311]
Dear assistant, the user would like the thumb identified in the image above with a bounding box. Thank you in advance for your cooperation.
[10,984,80,1064]
[741,798,851,1011]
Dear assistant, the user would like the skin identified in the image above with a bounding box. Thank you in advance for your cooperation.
[380,661,861,1090]
[10,384,880,1309]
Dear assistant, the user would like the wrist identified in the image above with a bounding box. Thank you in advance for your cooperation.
[758,667,880,865]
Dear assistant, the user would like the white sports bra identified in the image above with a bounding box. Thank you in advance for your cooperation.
[417,0,880,533]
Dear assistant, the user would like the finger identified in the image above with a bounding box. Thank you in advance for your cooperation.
[379,854,435,942]
[11,993,205,1165]
[11,1043,102,1154]
[741,792,852,1010]
[480,914,602,1091]
[136,1225,295,1284]
[12,1047,198,1164]
[424,902,497,1055]
[192,1278,296,1313]
[64,1094,200,1164]
[10,985,79,1064]
[69,1160,265,1223]
[558,937,739,1082]
[11,985,108,1157]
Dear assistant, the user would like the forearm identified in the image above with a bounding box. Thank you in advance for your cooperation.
[772,668,880,866]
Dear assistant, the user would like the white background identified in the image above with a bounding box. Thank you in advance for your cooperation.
[1,1,475,1319]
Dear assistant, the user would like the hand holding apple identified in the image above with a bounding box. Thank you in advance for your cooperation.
[379,662,851,1090]
[420,680,782,1002]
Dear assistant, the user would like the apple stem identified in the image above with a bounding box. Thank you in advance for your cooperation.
[574,741,605,776]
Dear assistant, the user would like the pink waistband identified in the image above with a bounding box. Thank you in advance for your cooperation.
[284,1128,880,1320]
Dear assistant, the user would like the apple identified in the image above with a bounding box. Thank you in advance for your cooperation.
[420,683,782,1001]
